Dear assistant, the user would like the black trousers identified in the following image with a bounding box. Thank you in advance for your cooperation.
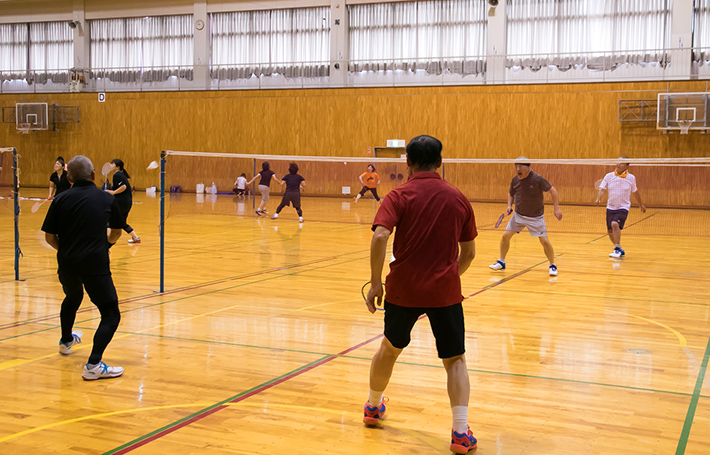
[58,267,121,365]
[275,192,302,216]
[358,186,380,201]
[119,203,134,234]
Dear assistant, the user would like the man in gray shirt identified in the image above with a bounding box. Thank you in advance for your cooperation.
[490,158,562,276]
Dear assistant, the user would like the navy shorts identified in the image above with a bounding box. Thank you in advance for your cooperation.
[606,209,629,231]
[383,301,465,359]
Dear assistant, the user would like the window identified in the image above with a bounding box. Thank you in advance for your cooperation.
[0,22,72,83]
[211,7,330,79]
[348,0,487,75]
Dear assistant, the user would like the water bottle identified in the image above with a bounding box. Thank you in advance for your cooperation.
[211,182,217,194]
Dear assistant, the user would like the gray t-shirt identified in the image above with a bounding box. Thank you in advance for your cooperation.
[509,171,552,217]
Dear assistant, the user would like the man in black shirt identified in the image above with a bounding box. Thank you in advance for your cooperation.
[42,155,126,380]
[489,158,562,276]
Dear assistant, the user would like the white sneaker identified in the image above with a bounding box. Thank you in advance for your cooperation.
[82,361,124,380]
[609,247,623,258]
[299,216,304,222]
[271,213,278,219]
[489,260,506,271]
[58,330,83,355]
[549,264,558,276]
[128,237,141,244]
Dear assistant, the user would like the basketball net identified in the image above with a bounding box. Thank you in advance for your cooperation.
[679,120,692,135]
[17,123,31,135]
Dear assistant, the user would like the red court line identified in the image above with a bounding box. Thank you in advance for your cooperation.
[108,261,542,454]
[0,255,343,332]
[110,334,384,455]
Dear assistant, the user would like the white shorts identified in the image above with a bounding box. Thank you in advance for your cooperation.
[505,212,548,237]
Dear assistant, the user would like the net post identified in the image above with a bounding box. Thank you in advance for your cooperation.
[13,148,19,281]
[252,158,256,209]
[159,150,166,293]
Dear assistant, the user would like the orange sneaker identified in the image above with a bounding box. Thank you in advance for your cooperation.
[362,398,387,426]
[450,427,477,453]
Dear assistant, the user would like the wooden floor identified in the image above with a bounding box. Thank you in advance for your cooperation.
[1,189,709,454]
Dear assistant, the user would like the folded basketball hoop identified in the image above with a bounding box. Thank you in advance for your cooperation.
[679,120,692,135]
[17,123,31,134]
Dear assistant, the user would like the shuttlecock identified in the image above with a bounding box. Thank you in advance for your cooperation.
[146,161,159,170]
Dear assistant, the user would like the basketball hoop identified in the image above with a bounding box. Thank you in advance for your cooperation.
[17,123,31,135]
[679,120,693,135]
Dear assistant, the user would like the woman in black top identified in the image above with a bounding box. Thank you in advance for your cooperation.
[271,162,305,222]
[246,161,279,216]
[48,156,71,200]
[106,159,141,244]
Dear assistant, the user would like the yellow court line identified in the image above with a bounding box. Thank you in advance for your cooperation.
[0,401,440,452]
[0,298,362,371]
[607,309,688,347]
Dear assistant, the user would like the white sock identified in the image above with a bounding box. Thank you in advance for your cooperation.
[452,406,468,434]
[499,258,505,263]
[367,389,384,407]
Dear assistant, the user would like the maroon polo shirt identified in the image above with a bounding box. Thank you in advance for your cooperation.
[372,171,477,308]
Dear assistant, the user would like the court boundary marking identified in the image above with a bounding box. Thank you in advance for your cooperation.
[675,336,710,454]
[98,257,549,454]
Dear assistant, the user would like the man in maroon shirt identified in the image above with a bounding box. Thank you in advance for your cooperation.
[363,135,478,454]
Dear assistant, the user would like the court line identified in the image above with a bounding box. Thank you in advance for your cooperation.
[675,336,710,455]
[0,249,368,331]
[495,288,710,308]
[584,211,659,244]
[606,309,687,347]
[464,258,551,299]
[0,254,372,363]
[100,255,545,453]
[103,334,384,455]
[96,330,703,399]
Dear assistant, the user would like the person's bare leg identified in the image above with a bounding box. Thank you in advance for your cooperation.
[442,354,469,407]
[369,337,403,393]
[610,221,621,245]
[499,230,516,261]
[539,236,555,264]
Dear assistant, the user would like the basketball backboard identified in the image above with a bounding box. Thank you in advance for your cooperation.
[657,92,709,133]
[15,103,48,131]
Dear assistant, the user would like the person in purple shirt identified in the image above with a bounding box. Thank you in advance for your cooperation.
[271,162,305,222]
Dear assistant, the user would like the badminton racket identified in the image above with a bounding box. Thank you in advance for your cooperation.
[494,209,512,228]
[31,199,48,213]
[361,281,385,311]
[594,179,603,191]
[101,162,112,190]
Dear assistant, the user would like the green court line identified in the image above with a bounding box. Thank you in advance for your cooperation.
[0,253,371,344]
[0,247,370,329]
[101,355,332,455]
[491,288,710,308]
[675,336,710,455]
[100,330,697,399]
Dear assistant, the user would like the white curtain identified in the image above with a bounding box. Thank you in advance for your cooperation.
[0,24,28,79]
[1,22,73,82]
[211,7,330,79]
[507,0,670,71]
[694,0,710,63]
[348,0,487,75]
[30,22,73,83]
[90,15,193,82]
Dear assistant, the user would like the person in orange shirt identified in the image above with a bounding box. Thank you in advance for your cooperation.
[354,164,381,203]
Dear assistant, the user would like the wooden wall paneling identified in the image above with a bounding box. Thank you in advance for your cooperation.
[1,80,709,207]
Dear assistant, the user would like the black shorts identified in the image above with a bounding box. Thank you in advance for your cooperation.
[606,209,629,231]
[383,301,465,359]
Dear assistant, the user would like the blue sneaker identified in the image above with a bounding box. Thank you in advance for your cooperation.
[489,259,505,271]
[363,399,387,425]
[451,426,478,453]
[58,330,83,355]
[82,361,124,380]
[549,264,558,276]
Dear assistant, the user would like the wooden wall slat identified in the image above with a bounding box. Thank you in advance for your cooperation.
[2,81,709,207]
